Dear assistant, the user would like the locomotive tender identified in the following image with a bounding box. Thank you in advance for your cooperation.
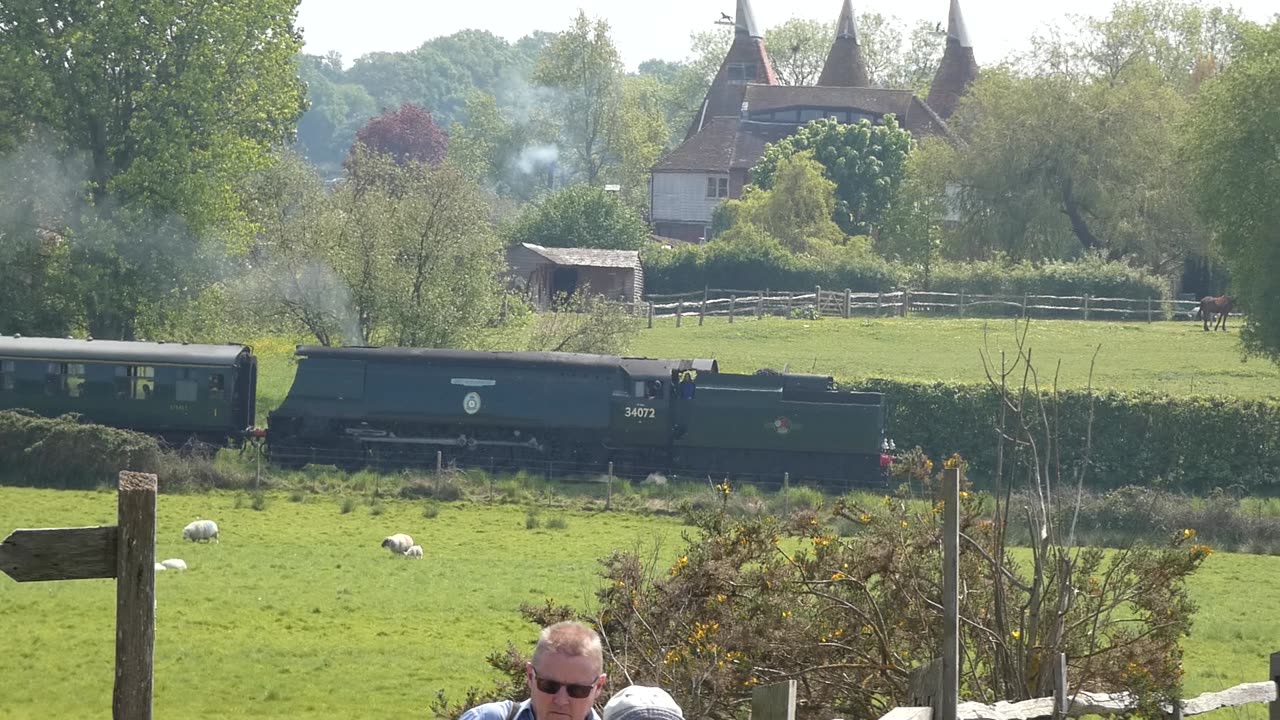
[268,345,892,486]
[0,335,257,445]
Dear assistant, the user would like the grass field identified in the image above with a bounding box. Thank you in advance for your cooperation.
[1,486,1277,719]
[248,318,1280,423]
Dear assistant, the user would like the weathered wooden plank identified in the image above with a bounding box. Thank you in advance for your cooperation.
[1180,682,1276,716]
[881,707,933,720]
[113,470,157,720]
[0,526,118,582]
[751,680,796,720]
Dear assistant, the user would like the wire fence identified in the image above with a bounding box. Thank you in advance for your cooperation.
[638,287,1215,325]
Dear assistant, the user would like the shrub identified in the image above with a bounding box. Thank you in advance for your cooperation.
[369,499,384,516]
[0,410,163,489]
[250,491,268,511]
[422,501,441,519]
[339,497,356,514]
[525,509,541,529]
[545,515,569,530]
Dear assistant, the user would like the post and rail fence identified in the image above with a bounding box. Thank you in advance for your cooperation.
[638,288,1214,326]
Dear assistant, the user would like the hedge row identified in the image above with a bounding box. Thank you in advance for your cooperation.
[0,410,164,489]
[860,379,1280,495]
[642,244,1171,304]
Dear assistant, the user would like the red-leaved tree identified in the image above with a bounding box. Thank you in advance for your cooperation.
[352,103,448,167]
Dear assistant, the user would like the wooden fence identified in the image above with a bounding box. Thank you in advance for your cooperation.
[641,288,1207,326]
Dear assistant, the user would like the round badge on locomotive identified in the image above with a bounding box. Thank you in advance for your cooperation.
[463,391,482,415]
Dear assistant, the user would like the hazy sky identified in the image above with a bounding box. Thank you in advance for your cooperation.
[296,0,1277,71]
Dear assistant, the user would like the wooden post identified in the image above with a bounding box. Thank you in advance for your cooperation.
[676,301,683,327]
[814,285,822,316]
[1147,297,1154,323]
[647,301,653,329]
[877,291,884,316]
[759,289,767,320]
[700,287,708,325]
[729,295,736,323]
[786,292,793,317]
[903,290,911,317]
[1269,650,1279,720]
[1053,653,1068,720]
[1083,294,1091,321]
[1021,293,1029,319]
[909,658,942,710]
[114,471,157,720]
[751,680,797,720]
[606,462,613,511]
[783,472,790,516]
[941,466,961,720]
[843,288,851,319]
[959,289,966,318]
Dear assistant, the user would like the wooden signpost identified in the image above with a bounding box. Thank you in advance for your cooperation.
[0,471,157,720]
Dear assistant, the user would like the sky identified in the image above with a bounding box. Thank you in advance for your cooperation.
[296,0,1278,71]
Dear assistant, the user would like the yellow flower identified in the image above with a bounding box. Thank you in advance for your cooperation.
[831,571,847,581]
[960,490,970,499]
[716,593,728,603]
[781,610,793,619]
[813,535,832,547]
[833,628,844,638]
[1010,630,1021,640]
[900,520,909,528]
[670,555,689,576]
[1182,528,1197,540]
[1190,544,1214,559]
[944,454,963,469]
[858,513,872,524]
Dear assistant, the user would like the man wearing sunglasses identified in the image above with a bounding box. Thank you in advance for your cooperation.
[460,621,607,720]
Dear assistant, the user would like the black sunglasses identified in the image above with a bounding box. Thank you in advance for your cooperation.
[530,667,600,699]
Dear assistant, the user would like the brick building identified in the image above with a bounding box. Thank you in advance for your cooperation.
[650,0,980,242]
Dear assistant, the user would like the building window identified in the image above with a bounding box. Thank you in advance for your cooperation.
[705,176,729,199]
[727,63,756,85]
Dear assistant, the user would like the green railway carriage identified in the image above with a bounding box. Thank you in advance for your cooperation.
[0,335,257,444]
[269,345,890,487]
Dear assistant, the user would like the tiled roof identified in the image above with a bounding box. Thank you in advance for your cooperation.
[818,0,870,87]
[927,0,979,120]
[520,243,640,269]
[656,117,742,172]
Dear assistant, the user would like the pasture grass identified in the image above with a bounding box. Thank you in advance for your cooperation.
[1,486,1277,719]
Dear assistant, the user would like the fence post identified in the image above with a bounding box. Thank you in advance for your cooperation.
[941,466,961,720]
[814,285,822,316]
[751,680,797,720]
[729,295,736,323]
[647,301,653,329]
[783,472,790,516]
[759,289,768,320]
[1269,650,1278,720]
[606,462,613,511]
[1021,293,1029,319]
[786,292,793,317]
[676,300,683,327]
[699,298,706,326]
[877,291,884,316]
[844,288,851,319]
[903,290,911,317]
[1083,294,1090,321]
[1147,297,1153,323]
[958,289,966,318]
[115,471,158,720]
[1053,653,1068,720]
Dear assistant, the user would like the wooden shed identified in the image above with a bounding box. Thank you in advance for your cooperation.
[505,243,644,310]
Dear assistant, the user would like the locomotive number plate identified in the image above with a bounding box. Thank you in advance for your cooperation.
[624,406,656,419]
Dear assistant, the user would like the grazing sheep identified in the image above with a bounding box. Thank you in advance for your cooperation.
[405,545,424,559]
[154,562,166,572]
[182,520,219,543]
[380,533,414,555]
[160,558,188,571]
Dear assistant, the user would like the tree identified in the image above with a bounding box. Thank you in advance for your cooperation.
[605,76,671,208]
[352,103,449,167]
[1184,21,1280,358]
[922,65,1204,269]
[766,20,834,86]
[505,184,649,251]
[752,116,914,236]
[295,54,378,175]
[714,153,849,254]
[525,292,639,355]
[533,11,623,184]
[861,15,946,93]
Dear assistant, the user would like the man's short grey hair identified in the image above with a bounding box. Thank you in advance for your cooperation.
[531,621,604,675]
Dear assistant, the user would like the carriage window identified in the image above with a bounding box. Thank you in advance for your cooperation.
[115,365,155,400]
[209,373,225,400]
[1,360,14,391]
[44,362,86,397]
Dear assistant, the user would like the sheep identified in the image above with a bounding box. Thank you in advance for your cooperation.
[160,558,188,571]
[154,562,166,572]
[182,519,219,543]
[405,545,424,559]
[380,533,414,555]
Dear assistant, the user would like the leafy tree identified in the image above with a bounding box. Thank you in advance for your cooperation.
[606,76,671,208]
[1184,21,1280,358]
[714,153,848,254]
[752,116,914,236]
[861,14,946,93]
[766,19,834,86]
[533,11,623,184]
[352,103,449,167]
[926,66,1203,270]
[296,54,378,175]
[525,292,639,354]
[504,184,649,251]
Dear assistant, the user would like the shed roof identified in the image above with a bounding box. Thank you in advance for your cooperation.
[517,243,640,269]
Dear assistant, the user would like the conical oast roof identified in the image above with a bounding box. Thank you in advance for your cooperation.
[926,0,979,120]
[685,0,779,139]
[818,0,870,87]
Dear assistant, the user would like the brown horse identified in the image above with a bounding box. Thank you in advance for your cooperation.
[1197,295,1234,331]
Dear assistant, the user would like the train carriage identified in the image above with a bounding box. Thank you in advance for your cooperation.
[0,335,257,445]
